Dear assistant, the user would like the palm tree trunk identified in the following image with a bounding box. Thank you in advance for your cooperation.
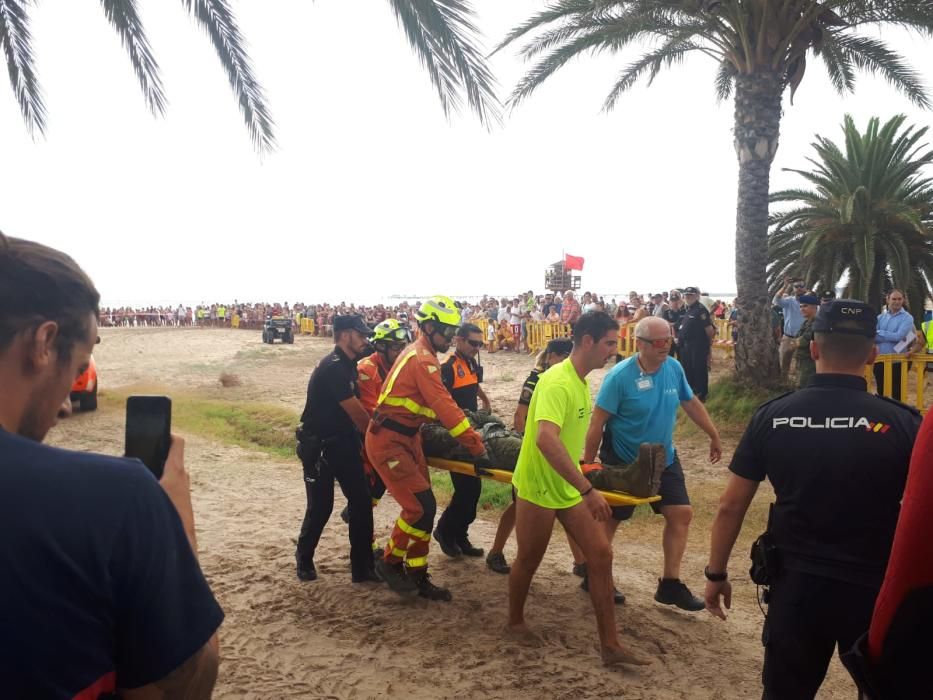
[733,72,783,388]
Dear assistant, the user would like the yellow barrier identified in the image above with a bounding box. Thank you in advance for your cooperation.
[525,321,573,354]
[617,322,637,358]
[470,318,489,341]
[864,354,931,414]
[300,318,315,335]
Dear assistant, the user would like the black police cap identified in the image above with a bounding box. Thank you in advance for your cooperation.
[333,314,371,335]
[820,289,836,302]
[812,300,876,338]
[683,286,700,295]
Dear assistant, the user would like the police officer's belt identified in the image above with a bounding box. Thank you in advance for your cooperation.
[374,414,418,438]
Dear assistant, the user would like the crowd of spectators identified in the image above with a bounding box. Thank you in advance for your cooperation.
[97,291,739,353]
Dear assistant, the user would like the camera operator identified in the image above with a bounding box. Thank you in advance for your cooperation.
[703,300,921,699]
[0,234,222,698]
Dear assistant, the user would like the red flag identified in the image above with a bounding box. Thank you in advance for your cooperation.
[564,254,584,271]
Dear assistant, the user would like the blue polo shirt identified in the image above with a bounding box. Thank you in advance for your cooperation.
[775,295,804,336]
[596,355,693,466]
[875,308,915,354]
[0,429,223,697]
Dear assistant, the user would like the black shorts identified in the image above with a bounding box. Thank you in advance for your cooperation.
[610,455,689,521]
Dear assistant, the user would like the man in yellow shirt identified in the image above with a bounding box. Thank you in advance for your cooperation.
[509,312,650,668]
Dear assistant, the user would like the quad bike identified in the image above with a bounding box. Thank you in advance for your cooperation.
[262,317,294,344]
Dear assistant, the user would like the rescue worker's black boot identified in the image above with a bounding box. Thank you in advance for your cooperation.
[375,557,417,595]
[410,570,452,602]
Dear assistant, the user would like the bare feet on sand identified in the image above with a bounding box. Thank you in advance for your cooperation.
[601,646,652,668]
[504,623,543,647]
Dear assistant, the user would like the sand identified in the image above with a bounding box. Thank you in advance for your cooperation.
[47,327,860,699]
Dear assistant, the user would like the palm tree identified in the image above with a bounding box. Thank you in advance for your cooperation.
[0,0,499,153]
[769,114,933,317]
[496,1,933,387]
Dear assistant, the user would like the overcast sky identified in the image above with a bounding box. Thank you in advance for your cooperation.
[2,1,932,307]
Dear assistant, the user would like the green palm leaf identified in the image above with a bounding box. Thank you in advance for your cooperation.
[0,0,45,136]
[101,0,166,116]
[180,0,275,153]
[388,0,500,127]
[769,114,933,304]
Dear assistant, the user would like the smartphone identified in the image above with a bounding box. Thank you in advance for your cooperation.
[125,396,172,479]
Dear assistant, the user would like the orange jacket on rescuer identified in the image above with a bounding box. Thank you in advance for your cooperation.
[357,352,390,416]
[376,334,484,456]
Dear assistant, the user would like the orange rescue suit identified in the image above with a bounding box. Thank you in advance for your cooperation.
[364,335,484,571]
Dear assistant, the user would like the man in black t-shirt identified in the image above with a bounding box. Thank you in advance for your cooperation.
[703,300,921,699]
[295,314,379,583]
[0,234,222,697]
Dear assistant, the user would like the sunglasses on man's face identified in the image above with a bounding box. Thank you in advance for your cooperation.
[434,325,458,340]
[637,336,673,348]
[467,339,484,348]
[793,283,806,289]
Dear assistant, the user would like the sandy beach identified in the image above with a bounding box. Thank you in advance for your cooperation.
[47,327,860,699]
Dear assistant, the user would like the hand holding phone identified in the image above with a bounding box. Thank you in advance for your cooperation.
[125,396,172,478]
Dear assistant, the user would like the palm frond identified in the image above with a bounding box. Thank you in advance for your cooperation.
[0,0,45,136]
[493,0,600,55]
[100,0,166,115]
[714,58,736,101]
[835,33,931,109]
[180,0,276,153]
[388,0,501,127]
[603,39,700,111]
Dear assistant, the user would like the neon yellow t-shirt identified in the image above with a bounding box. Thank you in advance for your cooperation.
[512,358,591,509]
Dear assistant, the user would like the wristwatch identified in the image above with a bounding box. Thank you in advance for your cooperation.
[704,566,728,582]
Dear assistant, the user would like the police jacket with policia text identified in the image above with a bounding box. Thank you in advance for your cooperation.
[299,347,360,440]
[376,335,485,456]
[441,352,483,412]
[730,374,922,587]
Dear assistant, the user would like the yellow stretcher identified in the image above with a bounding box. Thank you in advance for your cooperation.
[427,457,661,507]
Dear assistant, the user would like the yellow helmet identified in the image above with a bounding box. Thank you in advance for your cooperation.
[414,295,461,328]
[371,318,412,343]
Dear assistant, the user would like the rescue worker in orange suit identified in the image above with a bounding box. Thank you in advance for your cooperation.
[365,296,492,601]
[434,322,491,558]
[340,320,412,550]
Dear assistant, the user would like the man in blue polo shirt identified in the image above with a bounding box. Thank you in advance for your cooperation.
[0,234,222,698]
[582,316,722,611]
[773,276,807,377]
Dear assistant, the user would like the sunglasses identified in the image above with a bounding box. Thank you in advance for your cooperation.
[434,325,458,340]
[637,336,673,348]
[793,283,806,289]
[467,339,484,348]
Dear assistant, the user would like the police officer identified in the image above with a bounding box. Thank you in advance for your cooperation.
[703,300,922,699]
[295,314,380,584]
[678,287,714,401]
[434,323,491,558]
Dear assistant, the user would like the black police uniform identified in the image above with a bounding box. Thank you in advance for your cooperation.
[729,301,922,699]
[296,342,374,580]
[678,296,713,401]
[662,305,686,359]
[435,351,484,550]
